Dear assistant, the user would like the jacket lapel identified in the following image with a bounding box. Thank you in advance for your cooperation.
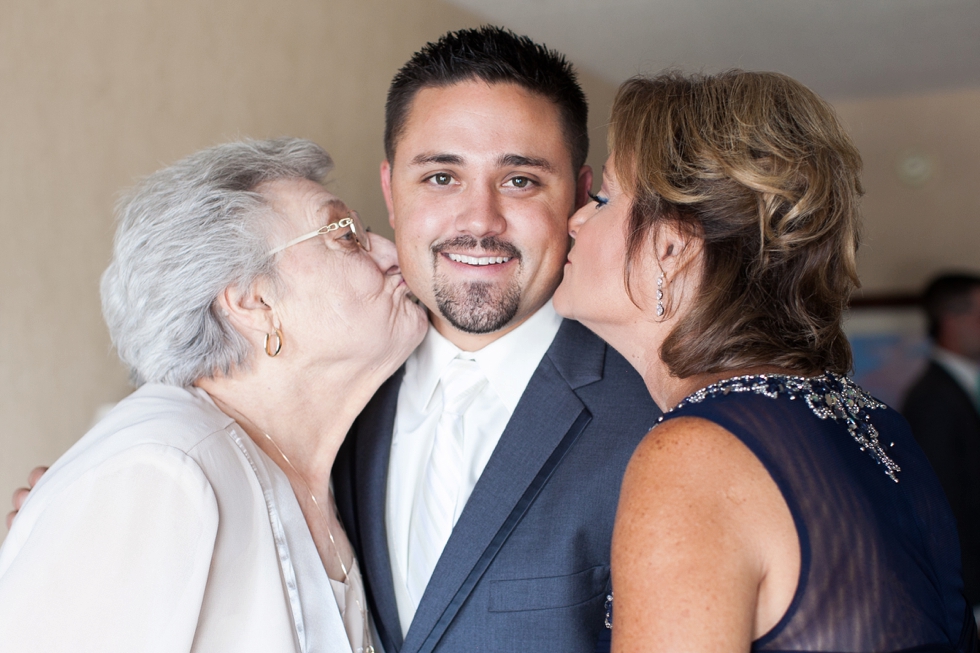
[352,369,405,653]
[400,320,606,653]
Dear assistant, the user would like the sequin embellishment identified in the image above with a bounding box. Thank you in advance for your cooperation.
[658,372,900,482]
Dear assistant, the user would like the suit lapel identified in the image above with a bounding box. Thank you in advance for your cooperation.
[401,320,606,653]
[352,369,405,652]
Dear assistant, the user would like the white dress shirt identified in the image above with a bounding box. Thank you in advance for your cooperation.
[386,300,563,634]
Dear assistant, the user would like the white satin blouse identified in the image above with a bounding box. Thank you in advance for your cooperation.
[0,383,359,653]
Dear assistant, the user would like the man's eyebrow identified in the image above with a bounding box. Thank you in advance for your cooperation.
[498,154,555,172]
[410,153,464,166]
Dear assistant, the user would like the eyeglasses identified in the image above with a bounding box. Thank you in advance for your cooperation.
[268,210,371,255]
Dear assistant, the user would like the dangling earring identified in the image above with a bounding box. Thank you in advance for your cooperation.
[656,273,665,318]
[264,328,283,357]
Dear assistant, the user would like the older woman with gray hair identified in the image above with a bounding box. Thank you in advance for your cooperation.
[0,138,427,652]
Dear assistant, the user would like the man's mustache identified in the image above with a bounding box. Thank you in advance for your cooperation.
[432,236,522,261]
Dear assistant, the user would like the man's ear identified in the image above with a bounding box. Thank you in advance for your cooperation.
[574,165,594,210]
[380,160,396,230]
[216,279,277,339]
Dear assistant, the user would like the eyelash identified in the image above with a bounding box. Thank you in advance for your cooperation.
[588,191,609,207]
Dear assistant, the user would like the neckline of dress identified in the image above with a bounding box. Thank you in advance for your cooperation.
[658,371,901,482]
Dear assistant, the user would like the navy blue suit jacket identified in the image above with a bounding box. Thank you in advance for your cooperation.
[334,319,660,653]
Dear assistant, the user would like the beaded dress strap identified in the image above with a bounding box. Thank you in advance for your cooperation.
[659,372,901,482]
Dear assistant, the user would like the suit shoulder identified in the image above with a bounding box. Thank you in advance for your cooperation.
[902,363,968,414]
[548,320,647,391]
[547,322,660,447]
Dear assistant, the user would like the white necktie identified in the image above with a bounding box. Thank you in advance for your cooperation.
[406,358,487,606]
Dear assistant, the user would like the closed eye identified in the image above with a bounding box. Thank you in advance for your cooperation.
[588,191,609,207]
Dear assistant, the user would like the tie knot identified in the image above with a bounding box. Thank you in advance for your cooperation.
[439,358,487,415]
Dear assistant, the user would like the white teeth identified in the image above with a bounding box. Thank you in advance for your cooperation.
[447,253,511,266]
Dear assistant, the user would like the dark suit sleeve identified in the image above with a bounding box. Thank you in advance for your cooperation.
[902,363,980,606]
[904,386,969,514]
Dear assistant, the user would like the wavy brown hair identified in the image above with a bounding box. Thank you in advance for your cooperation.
[610,70,863,376]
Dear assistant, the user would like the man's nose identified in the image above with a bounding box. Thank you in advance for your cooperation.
[453,184,506,238]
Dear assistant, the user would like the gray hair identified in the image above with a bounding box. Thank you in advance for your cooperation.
[101,137,333,387]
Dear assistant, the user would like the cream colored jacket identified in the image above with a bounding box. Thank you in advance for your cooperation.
[0,384,353,653]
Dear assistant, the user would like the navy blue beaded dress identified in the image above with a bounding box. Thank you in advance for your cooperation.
[599,373,978,653]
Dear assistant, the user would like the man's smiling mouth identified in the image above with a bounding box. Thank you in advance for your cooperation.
[446,253,512,266]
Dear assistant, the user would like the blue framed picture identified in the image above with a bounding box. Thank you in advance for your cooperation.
[844,303,928,409]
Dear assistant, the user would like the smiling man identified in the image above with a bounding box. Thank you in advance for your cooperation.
[333,27,661,653]
[383,79,582,348]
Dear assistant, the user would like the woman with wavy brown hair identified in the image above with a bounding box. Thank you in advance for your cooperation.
[554,71,977,652]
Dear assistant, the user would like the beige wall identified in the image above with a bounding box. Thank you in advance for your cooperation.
[0,1,617,538]
[833,87,980,294]
[4,0,975,542]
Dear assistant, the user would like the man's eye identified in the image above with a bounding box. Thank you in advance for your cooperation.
[430,173,452,185]
[509,177,531,189]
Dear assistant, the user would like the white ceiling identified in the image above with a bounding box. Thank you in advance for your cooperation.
[444,0,980,99]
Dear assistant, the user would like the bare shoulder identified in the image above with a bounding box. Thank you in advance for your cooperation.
[619,414,796,556]
[616,416,777,551]
[623,416,764,498]
[611,416,800,649]
[634,415,750,465]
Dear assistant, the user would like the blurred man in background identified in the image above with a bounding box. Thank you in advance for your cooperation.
[902,272,980,624]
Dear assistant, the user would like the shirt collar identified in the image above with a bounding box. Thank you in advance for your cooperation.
[403,300,564,414]
[933,345,980,395]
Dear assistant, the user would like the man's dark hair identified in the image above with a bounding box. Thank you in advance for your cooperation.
[923,272,980,339]
[384,26,589,171]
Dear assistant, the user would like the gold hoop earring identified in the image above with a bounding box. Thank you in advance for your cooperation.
[264,328,283,357]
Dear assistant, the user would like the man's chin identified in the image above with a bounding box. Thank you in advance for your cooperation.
[444,313,514,334]
[434,281,521,334]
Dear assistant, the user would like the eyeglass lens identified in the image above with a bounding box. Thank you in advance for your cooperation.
[347,210,371,252]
